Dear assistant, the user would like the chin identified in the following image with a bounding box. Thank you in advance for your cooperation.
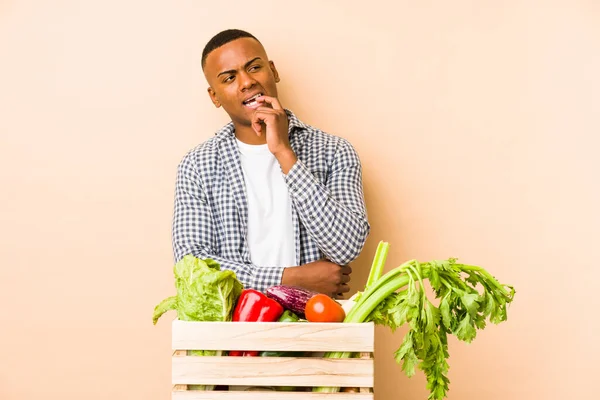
[231,114,253,127]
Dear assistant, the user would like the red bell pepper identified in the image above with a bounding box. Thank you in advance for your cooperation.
[229,289,284,356]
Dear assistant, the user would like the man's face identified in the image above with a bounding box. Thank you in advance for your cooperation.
[204,37,280,127]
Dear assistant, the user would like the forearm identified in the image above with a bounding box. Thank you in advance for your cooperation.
[281,265,302,287]
[285,160,370,265]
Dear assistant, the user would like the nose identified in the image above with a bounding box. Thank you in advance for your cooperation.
[238,71,256,92]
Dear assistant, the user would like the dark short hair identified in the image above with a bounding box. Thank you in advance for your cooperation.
[201,29,261,69]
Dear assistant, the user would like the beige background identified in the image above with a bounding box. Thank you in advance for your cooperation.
[1,1,599,399]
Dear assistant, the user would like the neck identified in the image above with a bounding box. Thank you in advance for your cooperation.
[234,123,267,145]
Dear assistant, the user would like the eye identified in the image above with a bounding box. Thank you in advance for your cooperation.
[249,65,261,72]
[223,75,235,83]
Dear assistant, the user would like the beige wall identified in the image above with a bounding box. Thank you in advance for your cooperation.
[1,1,598,399]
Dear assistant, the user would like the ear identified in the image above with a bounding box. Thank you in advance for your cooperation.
[269,61,280,83]
[207,87,221,108]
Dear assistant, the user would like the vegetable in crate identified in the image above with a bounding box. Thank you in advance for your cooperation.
[305,294,346,323]
[275,309,301,323]
[314,241,516,400]
[266,285,318,318]
[229,289,284,357]
[152,255,243,391]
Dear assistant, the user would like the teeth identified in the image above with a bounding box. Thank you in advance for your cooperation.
[244,93,263,104]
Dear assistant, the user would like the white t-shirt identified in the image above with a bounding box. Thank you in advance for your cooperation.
[236,139,296,268]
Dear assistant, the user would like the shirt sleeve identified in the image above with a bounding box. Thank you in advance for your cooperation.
[284,139,370,265]
[171,153,284,292]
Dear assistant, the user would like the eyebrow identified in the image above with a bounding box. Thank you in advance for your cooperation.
[216,57,263,78]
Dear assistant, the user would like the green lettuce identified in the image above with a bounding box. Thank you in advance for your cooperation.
[153,255,243,390]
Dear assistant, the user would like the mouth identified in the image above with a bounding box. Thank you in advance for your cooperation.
[242,92,263,108]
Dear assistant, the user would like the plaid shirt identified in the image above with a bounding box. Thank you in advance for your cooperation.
[172,110,370,292]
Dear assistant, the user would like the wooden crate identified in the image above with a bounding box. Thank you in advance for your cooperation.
[171,320,375,399]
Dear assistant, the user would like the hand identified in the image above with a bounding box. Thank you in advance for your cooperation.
[282,260,352,297]
[251,96,291,156]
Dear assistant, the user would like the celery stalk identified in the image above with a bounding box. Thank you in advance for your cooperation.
[345,260,416,322]
[365,241,390,289]
[342,242,390,317]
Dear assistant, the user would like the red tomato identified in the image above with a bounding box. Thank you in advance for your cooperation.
[305,294,346,323]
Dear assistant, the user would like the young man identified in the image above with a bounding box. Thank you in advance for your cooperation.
[172,29,370,297]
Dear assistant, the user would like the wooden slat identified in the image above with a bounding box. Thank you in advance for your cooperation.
[172,392,373,400]
[173,350,188,391]
[172,321,374,352]
[172,356,373,387]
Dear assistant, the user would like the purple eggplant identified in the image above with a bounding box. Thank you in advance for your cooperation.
[266,285,318,317]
